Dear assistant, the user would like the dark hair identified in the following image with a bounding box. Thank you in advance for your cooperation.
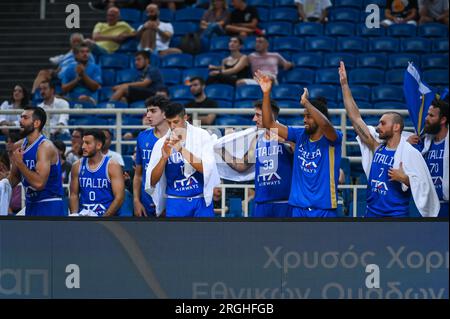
[145,95,170,112]
[53,140,67,160]
[431,98,449,126]
[0,150,10,169]
[231,36,244,45]
[256,34,268,41]
[10,83,30,107]
[383,111,405,132]
[73,42,90,55]
[83,129,106,147]
[310,97,330,120]
[254,99,280,119]
[24,106,47,131]
[72,127,84,136]
[135,50,150,61]
[189,76,205,86]
[165,102,186,119]
[39,80,56,91]
[156,86,170,97]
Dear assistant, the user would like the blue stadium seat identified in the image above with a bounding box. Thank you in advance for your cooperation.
[307,85,338,103]
[209,36,230,52]
[386,24,417,37]
[356,23,386,37]
[281,68,315,85]
[119,8,141,23]
[101,69,116,86]
[128,100,146,108]
[337,85,371,102]
[270,8,298,22]
[182,68,209,83]
[349,68,385,85]
[257,7,269,22]
[291,52,322,68]
[265,22,293,37]
[401,38,431,54]
[216,115,253,126]
[433,38,449,53]
[369,37,399,53]
[217,101,233,108]
[423,70,449,86]
[99,53,130,69]
[277,100,299,109]
[117,190,134,216]
[116,69,139,84]
[363,0,386,7]
[99,87,113,102]
[325,22,355,37]
[323,52,356,69]
[174,8,205,22]
[385,69,405,85]
[272,37,304,52]
[194,53,224,67]
[337,37,368,53]
[373,102,407,109]
[334,0,362,8]
[234,100,254,108]
[305,36,336,52]
[294,22,324,36]
[235,85,263,101]
[329,8,360,22]
[247,0,273,8]
[117,38,139,53]
[205,84,235,102]
[421,54,449,70]
[169,85,192,100]
[160,68,181,85]
[371,85,404,103]
[69,100,96,110]
[419,23,449,38]
[315,68,340,85]
[356,53,388,69]
[123,115,142,126]
[158,8,174,22]
[388,53,420,69]
[97,101,128,109]
[242,36,256,53]
[272,84,302,101]
[172,22,199,36]
[160,53,193,68]
[274,0,296,7]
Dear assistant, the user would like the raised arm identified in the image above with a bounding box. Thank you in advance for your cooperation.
[69,160,80,214]
[254,70,289,140]
[300,88,338,142]
[339,61,379,151]
[103,160,125,217]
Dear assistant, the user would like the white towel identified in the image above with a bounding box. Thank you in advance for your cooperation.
[357,126,440,217]
[69,209,99,217]
[0,178,12,216]
[144,122,221,216]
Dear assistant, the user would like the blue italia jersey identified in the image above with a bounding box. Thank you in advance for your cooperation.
[135,128,159,212]
[78,156,114,216]
[254,134,293,203]
[165,151,204,197]
[287,127,342,210]
[21,135,64,203]
[366,145,411,216]
[424,139,445,200]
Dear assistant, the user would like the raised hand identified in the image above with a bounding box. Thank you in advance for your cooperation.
[338,61,348,86]
[300,87,309,106]
[162,139,172,159]
[254,70,273,93]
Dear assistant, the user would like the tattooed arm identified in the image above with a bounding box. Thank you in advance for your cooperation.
[339,62,379,152]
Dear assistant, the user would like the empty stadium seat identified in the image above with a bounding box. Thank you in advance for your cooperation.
[270,8,298,22]
[117,38,139,53]
[305,36,336,52]
[99,53,130,69]
[373,102,407,110]
[371,85,404,103]
[291,52,322,68]
[386,24,417,37]
[294,22,324,36]
[433,38,449,53]
[369,37,399,53]
[247,0,273,8]
[315,68,340,85]
[272,84,302,101]
[356,53,388,69]
[172,22,199,36]
[401,38,431,54]
[421,54,449,70]
[160,53,193,68]
[217,101,233,108]
[215,115,253,126]
[329,8,360,22]
[274,0,296,7]
[337,37,368,53]
[169,85,192,100]
[233,100,254,108]
[257,7,269,22]
[423,70,449,86]
[119,8,141,23]
[419,23,449,38]
[97,101,128,109]
[160,68,181,85]
[325,22,355,37]
[158,8,174,22]
[116,69,139,84]
[242,36,256,53]
[356,23,386,37]
[128,100,146,108]
[272,37,304,52]
[385,69,405,85]
[363,0,386,7]
[388,53,420,69]
[337,85,371,102]
[265,22,293,37]
[194,53,224,67]
[334,0,362,8]
[182,68,209,83]
[281,68,315,85]
[99,87,113,102]
[209,36,230,52]
[323,52,356,69]
[235,85,263,101]
[205,84,235,102]
[307,85,338,103]
[349,68,385,85]
[174,7,205,22]
[277,100,299,108]
[101,69,116,86]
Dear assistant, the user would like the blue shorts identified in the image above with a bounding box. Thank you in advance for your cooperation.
[26,200,66,217]
[364,210,409,218]
[253,202,292,217]
[141,193,156,217]
[438,202,449,218]
[292,207,337,218]
[166,197,214,217]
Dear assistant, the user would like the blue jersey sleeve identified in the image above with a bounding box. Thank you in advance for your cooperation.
[327,130,343,146]
[135,134,143,166]
[287,126,303,143]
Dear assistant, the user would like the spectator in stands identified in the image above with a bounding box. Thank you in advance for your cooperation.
[225,0,260,37]
[123,110,151,140]
[61,43,102,105]
[38,80,70,141]
[200,0,230,38]
[207,36,250,86]
[155,86,170,98]
[3,133,23,214]
[137,3,182,56]
[53,140,72,185]
[381,0,418,27]
[102,129,125,166]
[85,7,137,55]
[185,77,218,125]
[236,35,293,86]
[419,0,449,25]
[295,0,332,23]
[110,50,163,103]
[66,128,84,165]
[0,84,29,135]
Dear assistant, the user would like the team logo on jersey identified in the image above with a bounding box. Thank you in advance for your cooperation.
[257,172,282,186]
[174,176,199,190]
[298,156,318,173]
[82,203,107,216]
[370,179,389,195]
[432,176,443,186]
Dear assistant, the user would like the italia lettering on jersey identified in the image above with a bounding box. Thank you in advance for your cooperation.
[424,139,445,200]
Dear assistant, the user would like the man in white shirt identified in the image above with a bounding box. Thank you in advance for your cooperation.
[295,0,332,23]
[137,3,181,56]
[101,129,125,167]
[38,80,70,140]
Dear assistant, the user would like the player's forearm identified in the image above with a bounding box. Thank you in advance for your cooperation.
[221,148,252,172]
[262,92,276,129]
[103,197,124,217]
[341,84,362,123]
[151,158,167,187]
[133,171,142,202]
[69,193,79,214]
[15,162,46,190]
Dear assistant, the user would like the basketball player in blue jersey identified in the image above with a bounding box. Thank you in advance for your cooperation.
[133,96,170,217]
[6,107,65,216]
[255,71,343,218]
[150,103,215,217]
[220,99,294,217]
[69,129,125,217]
